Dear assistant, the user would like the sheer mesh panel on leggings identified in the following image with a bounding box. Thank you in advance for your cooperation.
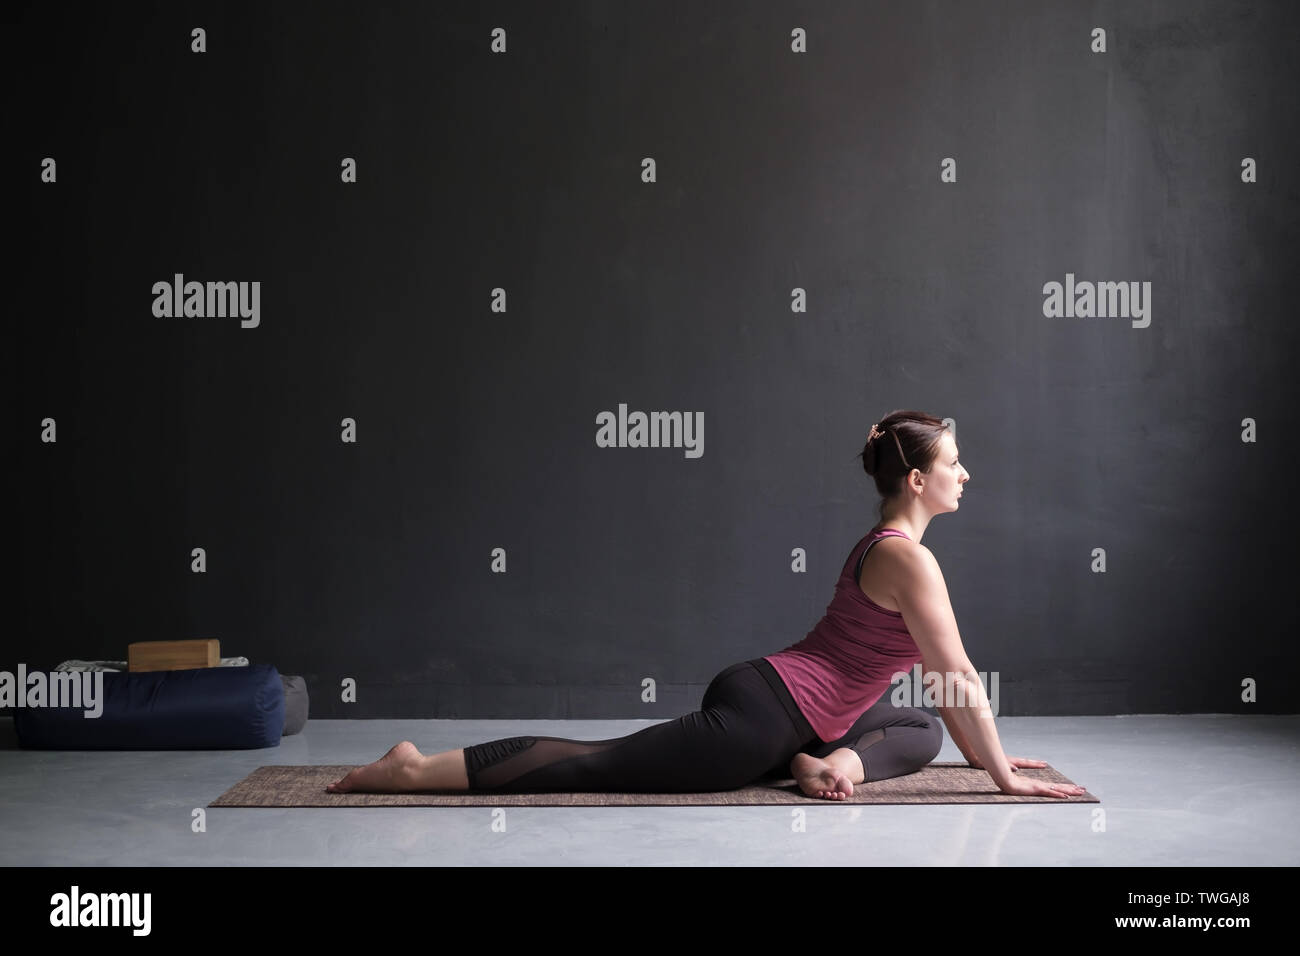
[844,723,940,782]
[464,735,620,791]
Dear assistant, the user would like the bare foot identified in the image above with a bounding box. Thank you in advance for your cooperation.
[791,752,854,801]
[327,741,423,793]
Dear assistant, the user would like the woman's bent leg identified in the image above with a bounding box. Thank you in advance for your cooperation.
[463,661,808,793]
[803,698,944,783]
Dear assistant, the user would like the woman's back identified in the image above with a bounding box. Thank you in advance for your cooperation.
[763,528,924,742]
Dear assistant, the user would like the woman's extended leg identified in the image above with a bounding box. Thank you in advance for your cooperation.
[787,697,944,798]
[327,660,809,794]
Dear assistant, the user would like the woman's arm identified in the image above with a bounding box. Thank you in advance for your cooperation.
[892,545,1017,791]
[929,672,1014,787]
[936,703,981,765]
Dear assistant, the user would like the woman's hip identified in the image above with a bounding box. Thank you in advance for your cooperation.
[702,658,817,743]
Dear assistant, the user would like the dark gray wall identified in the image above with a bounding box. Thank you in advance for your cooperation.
[11,1,1299,718]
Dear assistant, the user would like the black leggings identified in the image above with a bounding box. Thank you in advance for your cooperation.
[461,658,944,792]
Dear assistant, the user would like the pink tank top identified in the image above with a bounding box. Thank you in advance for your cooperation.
[764,528,922,742]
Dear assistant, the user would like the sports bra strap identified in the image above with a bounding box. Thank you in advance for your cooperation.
[854,529,909,580]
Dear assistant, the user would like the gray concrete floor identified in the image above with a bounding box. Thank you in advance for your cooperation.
[1,715,1296,866]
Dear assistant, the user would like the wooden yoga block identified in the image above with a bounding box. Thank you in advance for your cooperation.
[128,639,221,672]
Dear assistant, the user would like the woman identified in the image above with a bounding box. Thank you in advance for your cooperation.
[328,409,1085,800]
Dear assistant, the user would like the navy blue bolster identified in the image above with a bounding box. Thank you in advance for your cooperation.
[12,663,285,750]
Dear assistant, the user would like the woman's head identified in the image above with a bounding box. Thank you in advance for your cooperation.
[858,410,968,521]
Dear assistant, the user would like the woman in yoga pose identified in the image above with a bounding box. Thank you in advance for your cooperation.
[329,409,1085,801]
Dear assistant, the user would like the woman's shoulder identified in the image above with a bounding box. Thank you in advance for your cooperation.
[867,526,928,552]
[865,528,938,580]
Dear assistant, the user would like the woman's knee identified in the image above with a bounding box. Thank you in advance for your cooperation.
[890,709,944,765]
[863,713,943,780]
[919,711,944,763]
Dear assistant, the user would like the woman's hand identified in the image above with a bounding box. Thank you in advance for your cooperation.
[969,755,1048,775]
[969,755,1086,797]
[996,773,1087,798]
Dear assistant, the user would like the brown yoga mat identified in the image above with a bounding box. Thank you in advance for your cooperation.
[209,762,1098,807]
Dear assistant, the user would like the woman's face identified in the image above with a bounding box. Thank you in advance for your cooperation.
[930,434,969,509]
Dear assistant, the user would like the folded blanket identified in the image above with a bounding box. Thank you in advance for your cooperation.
[53,658,250,671]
